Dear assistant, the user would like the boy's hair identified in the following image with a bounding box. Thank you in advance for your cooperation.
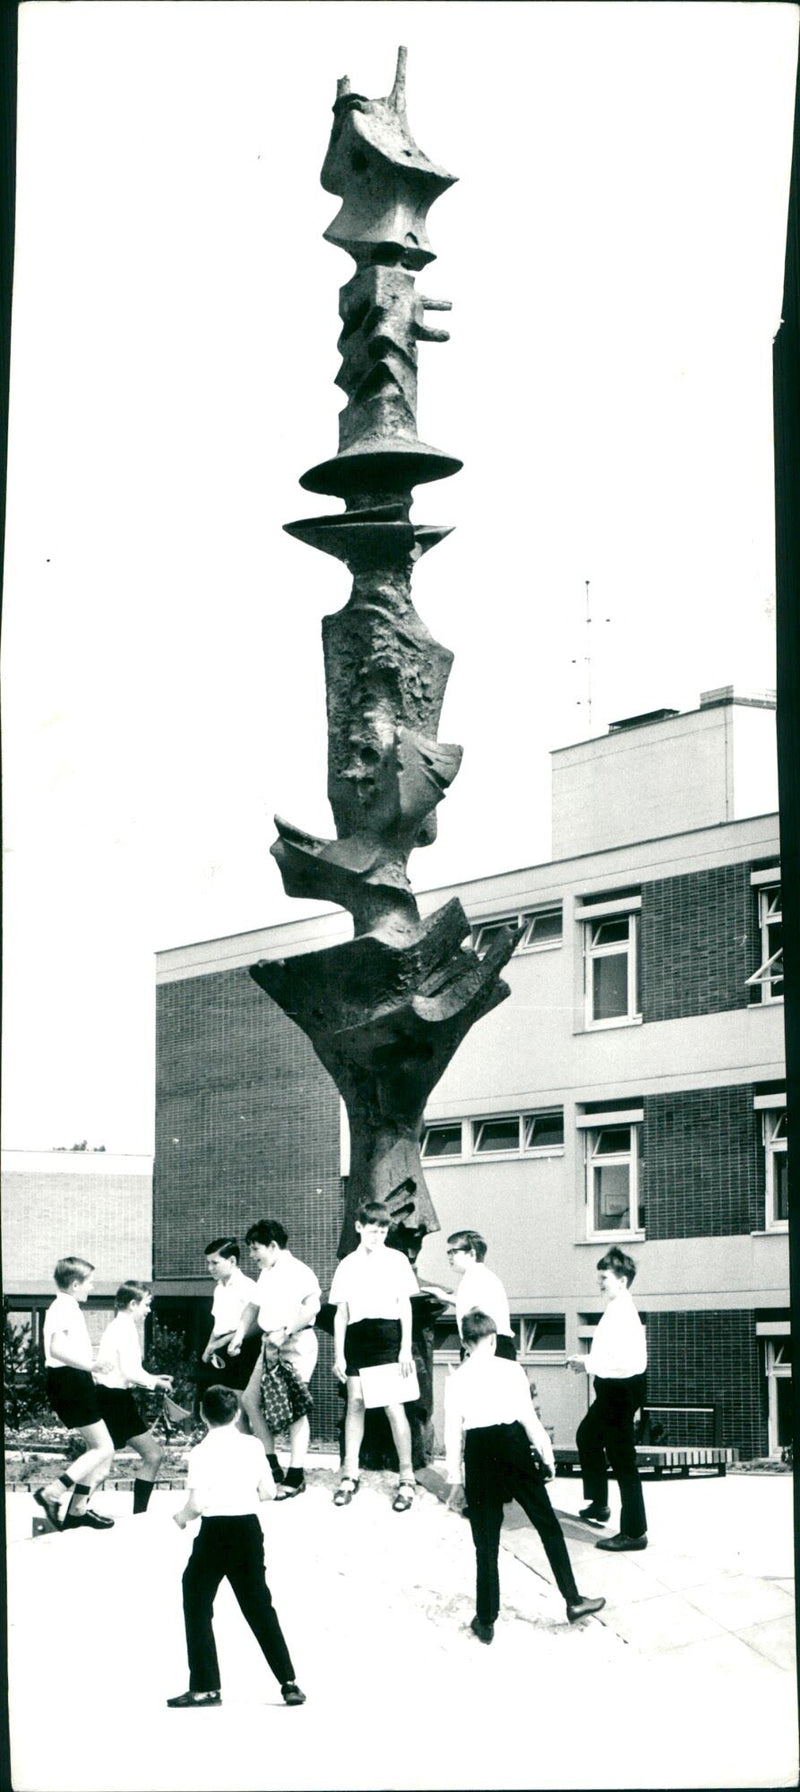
[356,1200,391,1228]
[447,1229,487,1263]
[461,1308,497,1345]
[597,1246,636,1286]
[204,1236,240,1263]
[201,1384,240,1427]
[114,1280,150,1312]
[244,1220,288,1250]
[53,1256,94,1290]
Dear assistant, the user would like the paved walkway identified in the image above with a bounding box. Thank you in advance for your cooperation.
[6,1465,798,1791]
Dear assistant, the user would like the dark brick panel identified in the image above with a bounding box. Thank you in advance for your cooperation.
[155,969,343,1442]
[643,1309,766,1460]
[643,1085,762,1239]
[641,863,754,1022]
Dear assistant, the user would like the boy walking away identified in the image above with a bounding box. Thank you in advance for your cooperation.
[567,1246,648,1551]
[445,1310,605,1642]
[35,1256,116,1532]
[168,1385,306,1709]
[93,1282,174,1514]
[330,1200,418,1512]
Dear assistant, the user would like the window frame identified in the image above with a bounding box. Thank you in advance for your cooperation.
[582,1118,644,1241]
[747,882,784,1003]
[420,1109,565,1163]
[471,904,563,958]
[763,1107,788,1231]
[581,897,641,1029]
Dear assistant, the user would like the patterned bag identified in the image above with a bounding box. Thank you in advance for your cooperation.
[260,1352,313,1433]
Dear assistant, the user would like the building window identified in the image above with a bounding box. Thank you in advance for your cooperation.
[433,1314,566,1359]
[421,1122,464,1159]
[472,905,562,957]
[578,894,641,1027]
[585,1123,643,1237]
[421,1111,564,1162]
[766,1337,793,1457]
[747,882,783,1002]
[764,1109,788,1229]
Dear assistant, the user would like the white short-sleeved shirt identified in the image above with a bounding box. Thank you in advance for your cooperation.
[454,1263,513,1341]
[187,1424,272,1516]
[329,1244,418,1325]
[44,1293,93,1370]
[587,1288,647,1379]
[93,1312,156,1390]
[211,1267,258,1334]
[255,1251,320,1335]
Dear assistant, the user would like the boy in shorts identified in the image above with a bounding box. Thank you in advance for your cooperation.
[167,1384,306,1709]
[445,1309,605,1641]
[200,1237,261,1396]
[93,1281,174,1512]
[35,1256,115,1531]
[329,1200,418,1512]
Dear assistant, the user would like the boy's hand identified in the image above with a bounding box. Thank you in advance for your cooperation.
[566,1355,586,1373]
[227,1331,243,1357]
[154,1375,173,1391]
[173,1509,189,1529]
[399,1350,415,1378]
[446,1482,466,1512]
[333,1356,347,1384]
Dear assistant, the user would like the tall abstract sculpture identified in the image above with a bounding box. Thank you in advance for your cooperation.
[251,49,520,1261]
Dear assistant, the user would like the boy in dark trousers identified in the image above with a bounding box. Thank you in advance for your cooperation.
[168,1384,306,1709]
[445,1310,606,1642]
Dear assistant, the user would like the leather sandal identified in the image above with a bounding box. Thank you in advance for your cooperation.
[333,1476,359,1506]
[392,1479,415,1513]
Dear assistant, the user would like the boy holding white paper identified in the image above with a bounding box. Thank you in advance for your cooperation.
[329,1200,419,1512]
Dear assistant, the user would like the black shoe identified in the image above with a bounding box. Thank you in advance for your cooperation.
[167,1690,221,1708]
[33,1489,64,1531]
[281,1681,307,1705]
[274,1479,306,1500]
[578,1502,610,1526]
[566,1595,606,1623]
[470,1616,495,1644]
[596,1532,647,1552]
[64,1509,115,1530]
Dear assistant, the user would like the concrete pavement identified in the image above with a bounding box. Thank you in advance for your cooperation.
[5,1464,797,1791]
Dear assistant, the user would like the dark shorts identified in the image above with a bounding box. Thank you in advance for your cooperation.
[96,1386,148,1448]
[344,1318,401,1377]
[219,1333,263,1392]
[46,1366,102,1429]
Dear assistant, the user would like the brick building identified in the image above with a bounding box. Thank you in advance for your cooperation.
[154,688,789,1461]
[1,1151,153,1350]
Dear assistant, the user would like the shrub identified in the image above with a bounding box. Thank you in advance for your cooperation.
[3,1313,49,1430]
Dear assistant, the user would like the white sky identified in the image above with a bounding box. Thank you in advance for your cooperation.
[2,1,797,1153]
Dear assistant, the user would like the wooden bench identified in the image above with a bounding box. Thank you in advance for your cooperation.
[553,1445,737,1478]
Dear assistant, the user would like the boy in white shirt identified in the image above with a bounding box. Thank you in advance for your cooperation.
[567,1246,648,1549]
[329,1200,418,1512]
[229,1220,320,1496]
[168,1384,306,1709]
[93,1281,173,1513]
[445,1309,605,1642]
[444,1229,516,1357]
[200,1237,261,1391]
[35,1256,116,1531]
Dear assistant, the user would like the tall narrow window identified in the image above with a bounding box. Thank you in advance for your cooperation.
[764,1109,788,1228]
[585,914,639,1025]
[748,885,784,1002]
[585,1124,642,1237]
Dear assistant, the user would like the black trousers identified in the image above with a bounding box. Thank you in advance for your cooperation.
[464,1422,579,1625]
[182,1515,295,1692]
[576,1374,647,1539]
